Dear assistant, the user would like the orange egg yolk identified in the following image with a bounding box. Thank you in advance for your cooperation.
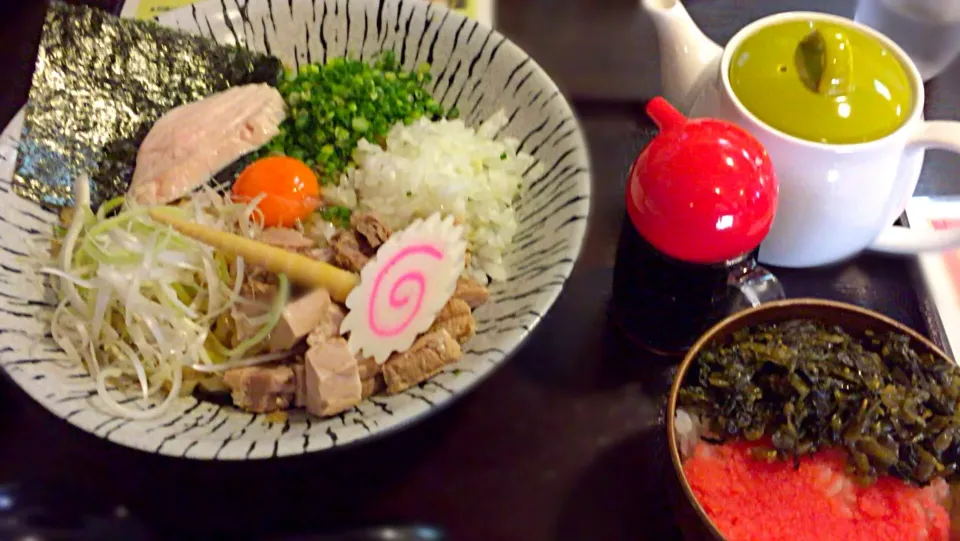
[232,156,320,228]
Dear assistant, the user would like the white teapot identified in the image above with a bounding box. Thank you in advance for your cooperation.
[642,0,960,268]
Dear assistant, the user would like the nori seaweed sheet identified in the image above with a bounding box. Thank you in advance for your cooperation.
[13,1,282,210]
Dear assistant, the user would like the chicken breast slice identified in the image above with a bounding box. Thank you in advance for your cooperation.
[128,83,286,205]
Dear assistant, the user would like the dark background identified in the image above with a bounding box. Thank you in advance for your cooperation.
[0,0,958,540]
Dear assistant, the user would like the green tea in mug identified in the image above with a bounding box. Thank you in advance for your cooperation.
[728,19,913,145]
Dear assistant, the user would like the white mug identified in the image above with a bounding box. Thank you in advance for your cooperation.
[687,12,960,268]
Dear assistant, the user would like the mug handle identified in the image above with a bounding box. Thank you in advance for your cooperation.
[726,258,785,312]
[871,121,960,254]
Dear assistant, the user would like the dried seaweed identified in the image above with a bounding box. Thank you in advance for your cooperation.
[679,319,960,486]
[13,1,282,210]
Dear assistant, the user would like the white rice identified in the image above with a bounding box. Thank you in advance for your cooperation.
[675,408,703,460]
[328,110,540,283]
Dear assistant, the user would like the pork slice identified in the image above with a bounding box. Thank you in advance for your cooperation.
[240,266,278,301]
[454,277,489,308]
[268,288,333,352]
[306,303,347,347]
[330,230,370,272]
[383,330,461,394]
[361,374,386,399]
[350,212,392,249]
[292,364,307,408]
[428,298,476,345]
[259,227,316,250]
[303,337,363,417]
[305,246,334,263]
[357,356,381,380]
[435,297,472,320]
[230,300,268,345]
[223,364,296,413]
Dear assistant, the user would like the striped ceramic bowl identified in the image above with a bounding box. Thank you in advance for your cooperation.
[0,0,591,458]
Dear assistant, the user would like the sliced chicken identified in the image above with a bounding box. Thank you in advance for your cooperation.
[454,277,489,308]
[383,330,461,394]
[429,298,476,344]
[268,288,335,352]
[223,364,296,413]
[303,338,363,417]
[129,84,286,205]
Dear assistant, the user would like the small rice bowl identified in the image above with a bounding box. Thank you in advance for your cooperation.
[329,111,539,283]
[676,409,954,541]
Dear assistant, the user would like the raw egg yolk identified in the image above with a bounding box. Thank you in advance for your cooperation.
[232,156,320,227]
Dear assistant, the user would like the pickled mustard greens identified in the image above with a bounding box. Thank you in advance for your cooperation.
[679,320,960,486]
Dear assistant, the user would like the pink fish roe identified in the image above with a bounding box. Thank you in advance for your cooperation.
[682,441,951,541]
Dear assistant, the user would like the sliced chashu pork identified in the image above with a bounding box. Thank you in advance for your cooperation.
[302,337,363,417]
[306,303,346,347]
[128,83,286,205]
[350,212,392,249]
[327,213,392,272]
[293,349,381,410]
[428,298,475,344]
[329,230,370,273]
[268,288,337,352]
[259,227,316,250]
[454,277,489,308]
[260,226,333,262]
[223,364,296,414]
[383,330,461,394]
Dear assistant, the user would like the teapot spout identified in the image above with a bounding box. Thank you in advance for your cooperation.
[641,0,723,114]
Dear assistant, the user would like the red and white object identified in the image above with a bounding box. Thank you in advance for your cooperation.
[906,196,960,361]
[627,97,778,264]
[340,213,466,364]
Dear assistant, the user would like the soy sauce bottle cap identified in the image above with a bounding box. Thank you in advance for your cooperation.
[625,97,779,264]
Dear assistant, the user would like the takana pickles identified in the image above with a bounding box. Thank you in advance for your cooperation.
[679,319,960,486]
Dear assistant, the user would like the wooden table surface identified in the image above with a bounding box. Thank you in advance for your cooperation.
[0,1,957,540]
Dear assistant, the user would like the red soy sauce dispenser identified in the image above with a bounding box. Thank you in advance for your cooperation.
[611,97,785,356]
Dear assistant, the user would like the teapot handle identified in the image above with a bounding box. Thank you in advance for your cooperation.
[870,121,960,254]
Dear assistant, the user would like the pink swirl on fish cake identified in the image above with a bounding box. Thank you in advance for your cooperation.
[367,243,444,337]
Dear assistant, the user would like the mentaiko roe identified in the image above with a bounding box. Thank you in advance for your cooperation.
[682,441,951,541]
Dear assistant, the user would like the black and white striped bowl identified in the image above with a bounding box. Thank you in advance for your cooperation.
[0,0,591,459]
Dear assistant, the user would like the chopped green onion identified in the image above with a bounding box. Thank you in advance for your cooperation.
[266,50,456,184]
[320,205,353,228]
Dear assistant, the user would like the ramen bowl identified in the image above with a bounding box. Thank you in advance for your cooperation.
[0,0,591,459]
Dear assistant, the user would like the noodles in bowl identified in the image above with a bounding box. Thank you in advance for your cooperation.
[0,0,590,458]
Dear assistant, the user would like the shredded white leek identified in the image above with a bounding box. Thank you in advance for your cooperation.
[44,179,291,420]
[191,350,293,373]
